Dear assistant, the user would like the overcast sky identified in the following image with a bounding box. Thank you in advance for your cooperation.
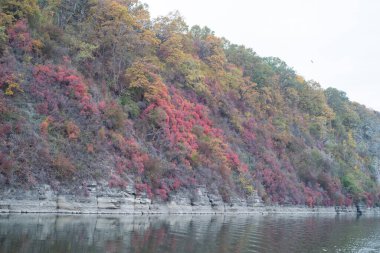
[143,0,380,112]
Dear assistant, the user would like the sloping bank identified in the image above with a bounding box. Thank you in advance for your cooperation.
[0,183,378,215]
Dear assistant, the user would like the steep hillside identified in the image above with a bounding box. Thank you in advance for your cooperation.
[1,0,380,206]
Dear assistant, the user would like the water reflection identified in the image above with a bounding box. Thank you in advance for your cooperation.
[0,214,379,253]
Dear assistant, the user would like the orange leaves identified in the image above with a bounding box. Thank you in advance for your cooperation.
[66,121,80,141]
[40,116,53,136]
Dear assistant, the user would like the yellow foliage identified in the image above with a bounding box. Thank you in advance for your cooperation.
[5,82,23,96]
[159,34,186,64]
[32,39,43,52]
[204,35,226,70]
[110,131,126,151]
[295,75,305,84]
[239,176,254,194]
[347,130,356,148]
[0,0,40,25]
[125,59,168,102]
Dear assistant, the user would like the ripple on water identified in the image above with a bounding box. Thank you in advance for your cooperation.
[0,214,380,253]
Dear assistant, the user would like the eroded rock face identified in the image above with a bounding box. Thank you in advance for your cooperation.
[1,183,374,215]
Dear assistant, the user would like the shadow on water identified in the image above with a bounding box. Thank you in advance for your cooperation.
[0,214,380,253]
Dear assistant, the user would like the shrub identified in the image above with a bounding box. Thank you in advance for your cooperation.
[139,86,251,186]
[108,174,128,188]
[120,93,140,118]
[65,120,80,140]
[0,96,7,116]
[98,126,106,141]
[135,183,153,198]
[143,157,163,178]
[40,116,53,136]
[87,143,94,153]
[0,153,13,175]
[103,101,125,130]
[53,154,76,179]
[155,185,169,201]
[7,20,32,53]
[0,123,12,138]
[32,64,97,115]
[4,81,23,96]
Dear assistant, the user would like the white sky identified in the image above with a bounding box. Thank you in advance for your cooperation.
[143,0,380,112]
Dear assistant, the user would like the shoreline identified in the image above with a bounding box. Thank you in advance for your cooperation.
[1,184,378,215]
[1,203,378,215]
[1,197,378,216]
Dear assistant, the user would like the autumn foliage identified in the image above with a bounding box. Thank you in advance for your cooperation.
[1,0,380,207]
[7,20,32,53]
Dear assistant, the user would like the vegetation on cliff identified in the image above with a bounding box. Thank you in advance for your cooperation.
[1,0,380,206]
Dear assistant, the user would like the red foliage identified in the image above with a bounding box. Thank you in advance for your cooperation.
[303,186,322,207]
[108,174,128,188]
[142,87,247,176]
[7,20,33,53]
[32,64,97,115]
[242,117,257,145]
[143,88,221,152]
[98,100,106,112]
[135,183,153,198]
[317,173,343,204]
[155,182,169,200]
[108,134,150,190]
[171,177,181,190]
[363,192,375,207]
[226,151,242,169]
[126,138,149,175]
[345,196,353,207]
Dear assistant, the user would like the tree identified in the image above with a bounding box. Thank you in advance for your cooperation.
[153,11,188,42]
[0,0,40,26]
[325,87,360,128]
[83,0,158,91]
[124,58,168,102]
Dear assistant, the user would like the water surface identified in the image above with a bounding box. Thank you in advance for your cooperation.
[0,214,379,253]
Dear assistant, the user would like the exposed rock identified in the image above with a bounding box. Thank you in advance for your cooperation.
[0,184,378,215]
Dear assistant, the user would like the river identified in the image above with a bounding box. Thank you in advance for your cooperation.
[0,214,379,253]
